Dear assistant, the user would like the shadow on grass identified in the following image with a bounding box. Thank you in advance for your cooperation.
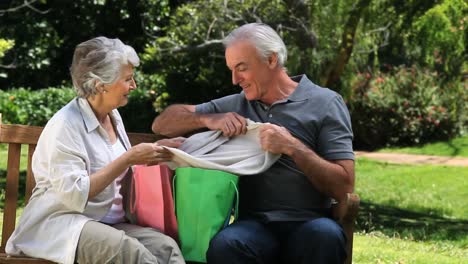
[357,200,468,242]
[446,139,465,157]
[0,169,26,209]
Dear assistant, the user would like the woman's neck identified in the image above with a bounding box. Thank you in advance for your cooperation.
[87,95,111,124]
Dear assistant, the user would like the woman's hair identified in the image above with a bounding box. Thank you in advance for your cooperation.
[223,23,287,68]
[70,37,140,98]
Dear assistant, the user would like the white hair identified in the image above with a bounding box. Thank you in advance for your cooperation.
[223,23,287,68]
[70,37,140,98]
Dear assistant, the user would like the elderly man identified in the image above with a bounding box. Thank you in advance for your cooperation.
[152,23,355,264]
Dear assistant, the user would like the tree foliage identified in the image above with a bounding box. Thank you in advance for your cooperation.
[142,0,377,105]
[408,0,467,77]
[0,0,465,144]
[0,0,171,88]
[0,38,14,78]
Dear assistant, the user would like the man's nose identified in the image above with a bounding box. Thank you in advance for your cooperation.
[232,71,240,85]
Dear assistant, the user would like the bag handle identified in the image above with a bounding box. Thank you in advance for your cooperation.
[231,180,239,221]
[130,167,137,214]
[223,179,239,227]
[172,173,177,215]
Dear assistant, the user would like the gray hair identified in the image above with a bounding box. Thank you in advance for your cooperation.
[223,23,287,68]
[70,37,140,98]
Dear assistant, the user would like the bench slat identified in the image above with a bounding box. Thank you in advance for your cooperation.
[0,253,55,264]
[1,144,21,252]
[127,132,162,146]
[24,145,36,204]
[0,125,43,145]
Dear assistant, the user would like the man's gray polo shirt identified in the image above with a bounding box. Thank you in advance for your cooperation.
[196,75,354,222]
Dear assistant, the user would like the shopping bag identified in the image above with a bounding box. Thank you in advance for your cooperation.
[173,167,239,263]
[131,164,179,242]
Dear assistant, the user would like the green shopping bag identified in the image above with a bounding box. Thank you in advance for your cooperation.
[173,167,239,263]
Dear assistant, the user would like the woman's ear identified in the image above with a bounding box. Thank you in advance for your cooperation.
[95,82,107,93]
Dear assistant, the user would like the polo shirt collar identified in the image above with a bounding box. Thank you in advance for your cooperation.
[258,74,313,106]
[287,74,314,102]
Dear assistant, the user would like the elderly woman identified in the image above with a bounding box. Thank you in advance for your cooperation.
[5,37,185,264]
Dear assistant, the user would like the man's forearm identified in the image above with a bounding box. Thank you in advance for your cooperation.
[290,144,355,202]
[152,105,205,137]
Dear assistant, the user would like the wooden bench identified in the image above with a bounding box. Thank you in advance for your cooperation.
[0,120,359,264]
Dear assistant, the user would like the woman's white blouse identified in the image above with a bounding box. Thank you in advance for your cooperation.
[5,97,132,264]
[100,140,128,224]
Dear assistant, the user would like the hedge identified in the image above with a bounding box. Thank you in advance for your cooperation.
[0,86,157,133]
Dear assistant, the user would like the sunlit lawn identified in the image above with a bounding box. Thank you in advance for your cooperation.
[378,135,468,157]
[354,158,467,263]
[354,232,467,264]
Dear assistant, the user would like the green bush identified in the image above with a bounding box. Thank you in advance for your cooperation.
[349,65,465,149]
[0,87,75,126]
[0,81,160,132]
[119,71,167,133]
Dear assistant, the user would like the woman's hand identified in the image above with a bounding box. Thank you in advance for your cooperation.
[126,142,174,166]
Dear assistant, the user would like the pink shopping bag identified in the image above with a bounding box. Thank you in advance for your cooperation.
[131,164,179,242]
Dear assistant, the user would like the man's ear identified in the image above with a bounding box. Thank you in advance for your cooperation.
[268,53,278,69]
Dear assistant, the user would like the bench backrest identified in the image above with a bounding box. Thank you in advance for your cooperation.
[0,119,159,253]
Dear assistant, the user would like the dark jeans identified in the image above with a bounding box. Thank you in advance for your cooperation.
[206,218,346,264]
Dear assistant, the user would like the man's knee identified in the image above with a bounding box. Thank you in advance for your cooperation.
[206,227,240,260]
[304,218,346,246]
[286,218,346,264]
[207,221,279,264]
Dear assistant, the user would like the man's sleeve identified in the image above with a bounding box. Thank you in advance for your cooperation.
[195,94,243,114]
[316,95,355,160]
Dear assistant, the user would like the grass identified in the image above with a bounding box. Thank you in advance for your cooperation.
[356,158,467,220]
[0,144,29,169]
[354,232,467,264]
[354,158,468,263]
[378,135,468,157]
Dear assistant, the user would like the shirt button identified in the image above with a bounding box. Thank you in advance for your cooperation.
[269,114,273,118]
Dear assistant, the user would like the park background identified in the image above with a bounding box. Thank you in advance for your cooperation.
[0,0,466,263]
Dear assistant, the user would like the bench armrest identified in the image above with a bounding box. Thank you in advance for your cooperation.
[331,193,360,224]
[331,193,360,264]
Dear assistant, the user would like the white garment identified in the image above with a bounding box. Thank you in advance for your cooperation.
[5,97,132,264]
[164,120,281,175]
[100,139,128,224]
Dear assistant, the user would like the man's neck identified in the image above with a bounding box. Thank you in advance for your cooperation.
[261,70,299,105]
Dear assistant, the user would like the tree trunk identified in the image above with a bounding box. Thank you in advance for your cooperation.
[322,0,371,88]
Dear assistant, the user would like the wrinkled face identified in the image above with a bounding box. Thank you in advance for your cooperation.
[225,41,274,102]
[104,64,136,108]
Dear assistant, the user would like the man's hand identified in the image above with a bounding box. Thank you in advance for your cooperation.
[202,112,247,137]
[259,123,300,155]
[156,137,185,148]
